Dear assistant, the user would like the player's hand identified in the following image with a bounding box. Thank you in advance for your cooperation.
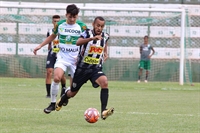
[103,53,108,62]
[93,35,102,40]
[74,56,78,65]
[33,45,41,55]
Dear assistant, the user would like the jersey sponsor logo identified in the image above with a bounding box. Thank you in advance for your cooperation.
[88,46,103,54]
[83,56,99,64]
[59,27,64,32]
[53,40,59,45]
[52,40,60,53]
[64,29,81,34]
[59,47,79,53]
[143,47,149,51]
[52,48,59,53]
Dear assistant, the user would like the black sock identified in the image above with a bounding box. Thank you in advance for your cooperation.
[61,84,66,88]
[58,91,70,106]
[58,95,67,106]
[60,88,66,97]
[46,84,51,96]
[138,76,140,80]
[100,88,109,113]
[146,75,148,80]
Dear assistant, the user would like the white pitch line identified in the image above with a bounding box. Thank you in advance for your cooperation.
[3,108,200,117]
[127,111,198,117]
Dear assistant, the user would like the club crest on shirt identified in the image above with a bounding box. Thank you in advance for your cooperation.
[73,83,77,88]
[82,26,87,30]
[66,35,71,41]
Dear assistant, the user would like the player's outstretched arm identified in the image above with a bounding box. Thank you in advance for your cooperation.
[33,34,57,55]
[76,35,102,46]
[103,42,108,62]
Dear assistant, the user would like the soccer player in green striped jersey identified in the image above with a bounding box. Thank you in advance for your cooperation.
[33,4,87,114]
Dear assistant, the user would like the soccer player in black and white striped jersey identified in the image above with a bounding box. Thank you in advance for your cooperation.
[45,15,68,98]
[56,16,114,120]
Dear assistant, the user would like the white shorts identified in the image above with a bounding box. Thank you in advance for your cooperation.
[54,59,76,78]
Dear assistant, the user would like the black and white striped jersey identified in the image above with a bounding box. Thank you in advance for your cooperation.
[77,29,109,69]
[47,28,59,53]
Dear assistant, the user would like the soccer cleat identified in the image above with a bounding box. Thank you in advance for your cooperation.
[101,107,114,120]
[56,93,69,110]
[137,80,140,83]
[55,98,63,111]
[62,87,70,106]
[44,103,55,114]
[144,80,148,83]
[62,98,69,106]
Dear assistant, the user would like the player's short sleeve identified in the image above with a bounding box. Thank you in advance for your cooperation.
[53,19,65,35]
[80,30,88,38]
[47,29,50,37]
[105,33,110,42]
[148,44,152,49]
[76,20,87,32]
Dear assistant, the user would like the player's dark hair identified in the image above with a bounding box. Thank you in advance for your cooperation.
[52,15,60,19]
[144,35,149,39]
[94,16,105,23]
[66,4,80,16]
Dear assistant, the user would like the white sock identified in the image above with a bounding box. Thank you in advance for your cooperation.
[65,86,70,93]
[51,81,59,103]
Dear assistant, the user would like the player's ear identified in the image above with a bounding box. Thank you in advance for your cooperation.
[92,21,95,27]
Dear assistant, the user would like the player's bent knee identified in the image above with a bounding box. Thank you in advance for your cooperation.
[46,69,53,75]
[100,81,108,88]
[53,76,61,83]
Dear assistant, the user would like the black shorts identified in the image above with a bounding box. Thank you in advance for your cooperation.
[71,67,105,92]
[46,49,57,69]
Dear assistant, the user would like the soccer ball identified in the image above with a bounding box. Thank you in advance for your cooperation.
[84,108,100,123]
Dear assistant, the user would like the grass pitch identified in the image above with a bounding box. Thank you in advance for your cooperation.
[0,78,199,133]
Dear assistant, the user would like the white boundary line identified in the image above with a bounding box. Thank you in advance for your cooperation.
[3,107,200,117]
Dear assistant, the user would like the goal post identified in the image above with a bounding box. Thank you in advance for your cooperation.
[0,4,190,85]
